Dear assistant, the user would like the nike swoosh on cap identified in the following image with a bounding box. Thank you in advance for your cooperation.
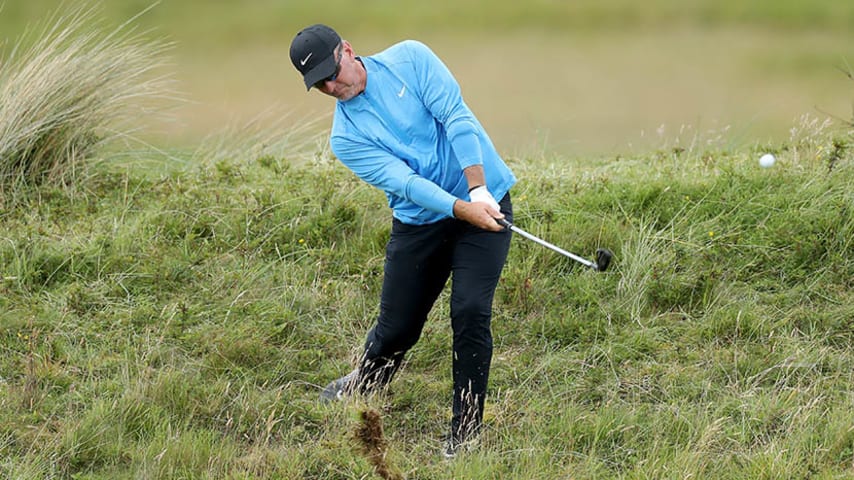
[300,52,313,66]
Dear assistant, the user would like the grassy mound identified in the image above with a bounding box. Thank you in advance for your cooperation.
[0,120,851,477]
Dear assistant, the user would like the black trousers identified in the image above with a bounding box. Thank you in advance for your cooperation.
[358,193,512,439]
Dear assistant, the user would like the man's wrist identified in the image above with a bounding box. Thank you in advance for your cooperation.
[468,186,500,213]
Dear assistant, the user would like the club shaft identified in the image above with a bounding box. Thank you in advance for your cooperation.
[506,223,596,269]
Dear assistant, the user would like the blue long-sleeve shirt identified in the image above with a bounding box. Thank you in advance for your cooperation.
[330,40,516,225]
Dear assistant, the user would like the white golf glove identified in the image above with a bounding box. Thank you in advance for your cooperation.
[468,185,501,214]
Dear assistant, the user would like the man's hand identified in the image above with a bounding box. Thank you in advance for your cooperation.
[457,167,503,231]
[468,186,501,214]
[453,197,504,231]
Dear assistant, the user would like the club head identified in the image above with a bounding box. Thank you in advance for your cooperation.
[595,248,613,271]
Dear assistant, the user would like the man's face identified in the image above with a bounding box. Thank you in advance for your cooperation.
[314,42,361,101]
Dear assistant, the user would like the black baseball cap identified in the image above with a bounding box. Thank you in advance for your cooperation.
[290,24,341,90]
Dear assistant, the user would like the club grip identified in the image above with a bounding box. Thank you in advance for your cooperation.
[496,218,512,229]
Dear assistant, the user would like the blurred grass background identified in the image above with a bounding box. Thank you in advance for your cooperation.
[2,0,853,156]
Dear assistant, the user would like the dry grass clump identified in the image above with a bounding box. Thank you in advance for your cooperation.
[0,5,173,196]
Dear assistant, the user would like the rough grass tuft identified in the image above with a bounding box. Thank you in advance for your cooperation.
[0,5,173,197]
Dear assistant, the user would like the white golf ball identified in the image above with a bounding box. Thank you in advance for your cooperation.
[759,153,776,168]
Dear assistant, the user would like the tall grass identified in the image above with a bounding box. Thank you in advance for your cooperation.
[0,5,173,197]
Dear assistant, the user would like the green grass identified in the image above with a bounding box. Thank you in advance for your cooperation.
[1,124,852,478]
[2,3,854,479]
[3,0,854,44]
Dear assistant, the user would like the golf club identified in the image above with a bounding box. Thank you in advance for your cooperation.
[497,218,613,272]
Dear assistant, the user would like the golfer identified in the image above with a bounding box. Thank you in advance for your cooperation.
[289,24,516,457]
